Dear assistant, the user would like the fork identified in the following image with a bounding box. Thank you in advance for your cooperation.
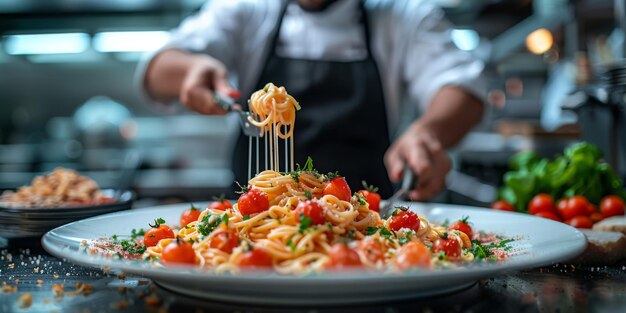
[379,167,419,219]
[213,91,263,137]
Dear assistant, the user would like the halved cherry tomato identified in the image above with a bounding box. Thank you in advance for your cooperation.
[144,219,175,247]
[564,216,593,229]
[600,195,625,218]
[528,194,555,215]
[449,217,472,237]
[162,238,196,265]
[356,237,385,264]
[432,234,462,260]
[328,244,362,268]
[295,200,325,225]
[533,211,561,222]
[237,188,270,216]
[358,181,381,212]
[590,212,604,223]
[323,177,351,202]
[237,248,273,269]
[388,210,420,232]
[394,241,431,270]
[180,204,201,227]
[209,229,239,253]
[491,200,515,211]
[558,196,588,220]
[209,197,233,211]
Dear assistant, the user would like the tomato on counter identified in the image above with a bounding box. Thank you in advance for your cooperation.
[491,200,515,212]
[533,211,561,222]
[565,216,593,229]
[528,194,556,215]
[558,196,589,220]
[600,195,625,218]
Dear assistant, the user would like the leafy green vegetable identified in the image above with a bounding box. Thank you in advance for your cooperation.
[498,142,626,211]
[119,239,146,255]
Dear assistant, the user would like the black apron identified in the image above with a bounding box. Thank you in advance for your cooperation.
[233,0,393,198]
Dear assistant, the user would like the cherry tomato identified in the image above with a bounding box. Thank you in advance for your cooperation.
[558,196,588,220]
[491,200,515,211]
[358,190,381,212]
[432,235,462,260]
[144,219,175,247]
[590,212,604,223]
[356,237,385,264]
[209,198,233,211]
[600,195,625,218]
[162,238,196,265]
[394,241,431,270]
[237,248,273,269]
[358,182,381,212]
[328,244,362,268]
[180,204,201,227]
[533,211,561,222]
[323,177,351,202]
[209,229,239,253]
[294,200,325,225]
[237,188,270,216]
[449,217,472,237]
[587,203,598,216]
[388,210,421,232]
[557,198,567,211]
[528,194,555,215]
[565,216,593,229]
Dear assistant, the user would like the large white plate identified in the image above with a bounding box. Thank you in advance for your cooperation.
[42,202,586,305]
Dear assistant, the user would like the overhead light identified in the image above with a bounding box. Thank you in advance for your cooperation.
[93,31,169,53]
[451,29,480,51]
[526,28,553,55]
[4,33,90,55]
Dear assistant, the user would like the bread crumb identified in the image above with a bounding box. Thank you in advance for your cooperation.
[102,266,111,273]
[2,285,17,293]
[115,300,128,309]
[137,280,149,286]
[117,274,126,280]
[14,279,20,284]
[118,286,127,294]
[52,283,64,296]
[53,274,59,279]
[34,267,39,273]
[37,280,43,286]
[149,284,156,293]
[66,282,93,296]
[18,292,33,308]
[144,296,161,307]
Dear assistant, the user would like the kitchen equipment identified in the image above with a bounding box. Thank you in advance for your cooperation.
[213,92,263,137]
[380,167,417,219]
[563,62,626,176]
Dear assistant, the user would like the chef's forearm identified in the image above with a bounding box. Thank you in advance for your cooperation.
[413,85,484,148]
[144,49,202,103]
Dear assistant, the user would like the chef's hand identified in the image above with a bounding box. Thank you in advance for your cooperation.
[384,123,452,200]
[179,55,240,115]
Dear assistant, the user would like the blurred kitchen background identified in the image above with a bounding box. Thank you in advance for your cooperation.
[0,0,624,207]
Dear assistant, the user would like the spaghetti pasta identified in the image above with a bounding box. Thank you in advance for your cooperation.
[94,83,512,273]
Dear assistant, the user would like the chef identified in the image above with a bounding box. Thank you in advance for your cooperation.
[137,0,485,200]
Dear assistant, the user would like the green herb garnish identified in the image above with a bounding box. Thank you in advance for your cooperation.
[298,214,312,233]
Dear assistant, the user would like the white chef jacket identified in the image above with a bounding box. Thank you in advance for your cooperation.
[136,0,486,138]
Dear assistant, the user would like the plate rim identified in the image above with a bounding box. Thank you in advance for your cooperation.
[41,202,588,283]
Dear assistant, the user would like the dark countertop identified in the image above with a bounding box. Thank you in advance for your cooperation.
[1,239,626,313]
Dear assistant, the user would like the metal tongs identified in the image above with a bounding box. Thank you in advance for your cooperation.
[380,167,419,219]
[213,91,263,137]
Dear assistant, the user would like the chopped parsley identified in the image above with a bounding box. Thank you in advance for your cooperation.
[119,239,146,255]
[198,213,229,236]
[148,218,166,228]
[243,214,250,221]
[286,237,296,251]
[356,193,367,206]
[365,226,378,236]
[289,157,319,182]
[304,190,312,200]
[298,214,313,233]
[398,237,410,244]
[364,226,394,241]
[470,239,514,260]
[130,228,145,239]
[326,222,333,231]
